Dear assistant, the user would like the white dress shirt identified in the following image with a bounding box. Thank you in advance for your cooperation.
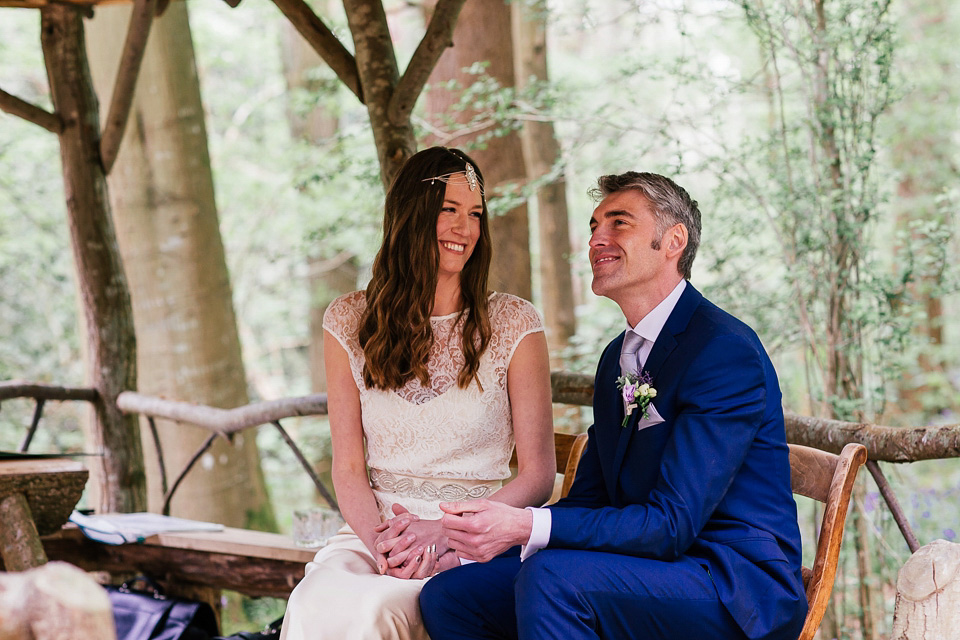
[520,280,688,560]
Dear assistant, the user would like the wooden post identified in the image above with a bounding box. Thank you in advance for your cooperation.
[0,561,115,640]
[0,494,47,571]
[891,539,960,639]
[39,3,146,513]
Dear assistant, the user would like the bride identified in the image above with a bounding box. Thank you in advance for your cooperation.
[280,147,556,639]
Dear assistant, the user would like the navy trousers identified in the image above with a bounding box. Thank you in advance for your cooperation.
[420,549,749,640]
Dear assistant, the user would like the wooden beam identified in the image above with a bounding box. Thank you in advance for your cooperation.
[0,381,98,402]
[389,0,465,124]
[41,3,146,513]
[0,87,63,134]
[269,0,362,102]
[99,0,156,174]
[116,390,328,435]
[0,0,154,8]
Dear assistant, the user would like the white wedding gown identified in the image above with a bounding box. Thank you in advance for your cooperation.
[280,291,543,640]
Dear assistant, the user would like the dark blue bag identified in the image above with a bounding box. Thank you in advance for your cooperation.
[107,576,219,640]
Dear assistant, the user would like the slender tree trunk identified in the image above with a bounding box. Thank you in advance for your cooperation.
[280,14,355,499]
[424,0,533,299]
[342,0,416,187]
[40,4,146,514]
[85,3,274,529]
[511,0,575,354]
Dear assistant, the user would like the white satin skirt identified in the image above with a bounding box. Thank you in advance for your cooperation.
[279,525,431,640]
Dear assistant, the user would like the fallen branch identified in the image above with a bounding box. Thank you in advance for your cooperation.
[116,391,327,434]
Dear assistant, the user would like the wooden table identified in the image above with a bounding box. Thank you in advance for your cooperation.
[0,458,87,571]
[43,523,316,599]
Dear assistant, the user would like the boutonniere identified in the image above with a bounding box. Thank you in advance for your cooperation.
[616,371,657,428]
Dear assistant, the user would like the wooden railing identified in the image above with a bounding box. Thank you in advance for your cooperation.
[6,374,960,553]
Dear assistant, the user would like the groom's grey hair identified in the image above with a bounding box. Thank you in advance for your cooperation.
[589,172,701,280]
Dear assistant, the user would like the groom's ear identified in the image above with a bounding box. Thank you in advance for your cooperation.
[663,223,688,260]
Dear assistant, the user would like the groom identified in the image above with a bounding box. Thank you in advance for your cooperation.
[419,172,808,640]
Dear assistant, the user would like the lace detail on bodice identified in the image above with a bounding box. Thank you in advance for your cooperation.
[322,291,543,516]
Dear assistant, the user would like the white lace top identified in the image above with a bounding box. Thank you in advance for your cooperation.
[323,291,544,519]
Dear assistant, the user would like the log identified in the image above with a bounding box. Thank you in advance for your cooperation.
[891,539,960,639]
[0,561,115,640]
[116,391,328,434]
[0,494,47,571]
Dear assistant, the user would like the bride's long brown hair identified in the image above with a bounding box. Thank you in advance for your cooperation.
[359,147,492,391]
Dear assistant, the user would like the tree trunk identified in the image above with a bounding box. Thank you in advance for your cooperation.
[424,0,533,300]
[85,3,274,530]
[892,540,960,639]
[511,0,575,354]
[40,4,146,514]
[342,0,416,187]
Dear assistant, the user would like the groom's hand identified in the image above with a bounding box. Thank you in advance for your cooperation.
[440,499,532,563]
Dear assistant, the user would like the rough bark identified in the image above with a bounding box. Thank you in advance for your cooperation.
[424,0,532,299]
[85,3,274,529]
[0,494,47,571]
[0,86,63,133]
[274,0,464,187]
[40,3,146,514]
[892,540,960,639]
[511,0,575,353]
[342,0,415,186]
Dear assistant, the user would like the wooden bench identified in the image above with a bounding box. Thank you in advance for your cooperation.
[42,433,863,640]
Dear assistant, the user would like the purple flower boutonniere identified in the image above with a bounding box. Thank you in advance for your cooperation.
[616,371,657,428]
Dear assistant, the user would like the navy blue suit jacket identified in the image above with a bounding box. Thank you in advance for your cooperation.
[547,284,807,640]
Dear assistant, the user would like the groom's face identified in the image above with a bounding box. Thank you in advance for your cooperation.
[588,190,666,305]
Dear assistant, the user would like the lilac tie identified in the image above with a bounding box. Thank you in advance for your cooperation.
[619,332,644,378]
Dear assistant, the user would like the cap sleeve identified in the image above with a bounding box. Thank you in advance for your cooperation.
[488,293,545,367]
[322,291,366,355]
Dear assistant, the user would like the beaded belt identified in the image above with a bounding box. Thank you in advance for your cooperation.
[369,468,498,502]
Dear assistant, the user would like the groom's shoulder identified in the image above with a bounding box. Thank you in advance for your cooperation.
[690,295,765,349]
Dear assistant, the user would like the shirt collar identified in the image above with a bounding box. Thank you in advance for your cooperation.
[626,279,687,345]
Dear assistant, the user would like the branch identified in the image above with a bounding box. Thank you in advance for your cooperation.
[100,0,156,174]
[116,391,328,434]
[269,0,362,102]
[546,372,960,463]
[0,87,63,134]
[785,413,960,462]
[389,0,465,124]
[0,381,96,402]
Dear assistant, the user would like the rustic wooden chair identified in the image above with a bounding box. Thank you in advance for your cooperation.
[789,442,868,640]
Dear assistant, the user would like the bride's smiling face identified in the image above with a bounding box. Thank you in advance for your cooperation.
[436,177,483,279]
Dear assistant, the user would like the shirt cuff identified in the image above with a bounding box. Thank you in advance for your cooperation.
[520,506,551,561]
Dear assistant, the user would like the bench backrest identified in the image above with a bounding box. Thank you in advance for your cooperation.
[789,442,867,640]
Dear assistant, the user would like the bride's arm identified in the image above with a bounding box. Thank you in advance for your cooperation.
[325,330,394,572]
[489,330,556,508]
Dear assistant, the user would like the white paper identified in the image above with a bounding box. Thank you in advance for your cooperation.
[69,511,224,545]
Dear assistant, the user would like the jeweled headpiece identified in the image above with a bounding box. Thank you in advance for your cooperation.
[423,162,484,195]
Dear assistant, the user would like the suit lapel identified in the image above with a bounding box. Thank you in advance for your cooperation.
[608,284,704,489]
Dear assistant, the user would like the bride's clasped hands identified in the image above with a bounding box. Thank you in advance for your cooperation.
[373,504,461,579]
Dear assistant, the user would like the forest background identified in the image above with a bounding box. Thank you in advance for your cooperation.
[1,0,959,637]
